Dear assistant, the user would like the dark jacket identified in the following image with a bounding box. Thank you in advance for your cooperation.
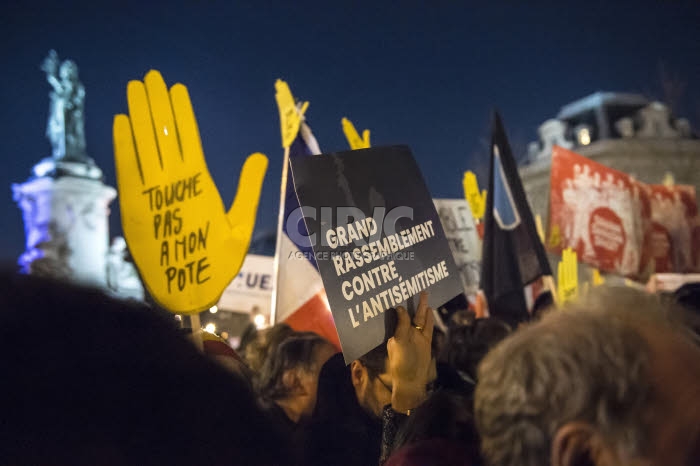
[304,353,382,466]
[385,438,477,466]
[258,398,305,466]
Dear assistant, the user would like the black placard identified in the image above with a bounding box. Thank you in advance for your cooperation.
[289,145,463,363]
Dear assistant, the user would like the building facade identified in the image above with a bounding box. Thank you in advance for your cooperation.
[520,92,700,223]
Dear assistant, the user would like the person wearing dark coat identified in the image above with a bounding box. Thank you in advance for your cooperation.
[306,293,441,466]
[304,352,384,466]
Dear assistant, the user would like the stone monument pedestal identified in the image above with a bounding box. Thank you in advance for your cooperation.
[10,50,145,300]
[13,161,116,288]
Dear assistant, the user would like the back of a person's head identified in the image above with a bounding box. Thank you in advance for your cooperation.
[256,332,330,401]
[0,271,288,466]
[474,287,689,466]
[265,322,296,355]
[444,318,511,383]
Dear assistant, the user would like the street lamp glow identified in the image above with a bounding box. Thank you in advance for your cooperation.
[578,127,591,146]
[209,305,218,314]
[204,323,216,334]
[254,314,266,329]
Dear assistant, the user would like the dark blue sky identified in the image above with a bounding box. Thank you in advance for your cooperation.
[1,1,699,263]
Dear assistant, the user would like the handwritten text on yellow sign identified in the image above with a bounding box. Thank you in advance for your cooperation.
[114,70,267,314]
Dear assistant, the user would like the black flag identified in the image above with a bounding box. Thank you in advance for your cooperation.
[480,112,552,327]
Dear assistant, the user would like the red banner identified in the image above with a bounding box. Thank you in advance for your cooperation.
[549,146,699,277]
[677,185,700,272]
[549,146,643,276]
[643,184,700,274]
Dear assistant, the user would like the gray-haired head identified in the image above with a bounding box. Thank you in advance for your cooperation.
[474,287,698,466]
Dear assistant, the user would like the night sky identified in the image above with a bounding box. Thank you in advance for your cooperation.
[1,1,699,263]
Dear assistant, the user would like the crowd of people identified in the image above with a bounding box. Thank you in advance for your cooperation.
[1,269,699,466]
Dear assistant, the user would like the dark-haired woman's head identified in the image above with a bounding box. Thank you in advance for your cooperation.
[245,322,296,373]
[256,333,336,423]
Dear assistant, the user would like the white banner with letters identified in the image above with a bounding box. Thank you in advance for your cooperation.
[218,254,274,314]
[433,198,481,296]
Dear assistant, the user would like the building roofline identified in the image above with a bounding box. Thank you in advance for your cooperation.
[557,92,649,119]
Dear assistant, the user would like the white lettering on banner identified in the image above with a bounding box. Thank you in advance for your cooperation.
[331,220,435,276]
[346,260,449,328]
[326,217,378,249]
[590,214,625,252]
[433,199,481,295]
[217,254,274,314]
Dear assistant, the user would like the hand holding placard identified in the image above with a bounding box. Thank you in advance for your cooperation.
[463,171,486,221]
[557,248,579,304]
[289,145,463,362]
[113,70,267,314]
[387,291,434,412]
[341,117,371,150]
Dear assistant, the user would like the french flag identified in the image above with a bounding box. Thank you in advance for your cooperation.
[271,119,341,350]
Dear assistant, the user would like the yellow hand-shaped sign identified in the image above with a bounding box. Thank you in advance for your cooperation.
[463,171,486,221]
[591,268,605,287]
[549,224,562,249]
[113,70,268,314]
[275,79,309,148]
[341,117,371,150]
[557,247,579,304]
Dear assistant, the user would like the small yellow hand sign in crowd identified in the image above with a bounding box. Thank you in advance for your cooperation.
[592,268,605,287]
[557,247,579,304]
[341,117,371,150]
[462,171,486,221]
[548,223,562,249]
[275,79,309,148]
[113,70,268,314]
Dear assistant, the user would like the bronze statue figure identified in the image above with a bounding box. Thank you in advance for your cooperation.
[41,50,88,162]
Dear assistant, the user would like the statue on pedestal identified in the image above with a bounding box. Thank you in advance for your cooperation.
[13,50,132,295]
[35,50,101,180]
[41,50,89,163]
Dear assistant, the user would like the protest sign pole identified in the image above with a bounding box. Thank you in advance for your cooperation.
[543,275,559,307]
[189,312,203,352]
[270,145,291,325]
[270,80,308,325]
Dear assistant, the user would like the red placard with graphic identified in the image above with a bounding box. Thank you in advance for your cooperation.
[677,185,700,272]
[549,146,700,277]
[645,184,700,273]
[548,146,643,276]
